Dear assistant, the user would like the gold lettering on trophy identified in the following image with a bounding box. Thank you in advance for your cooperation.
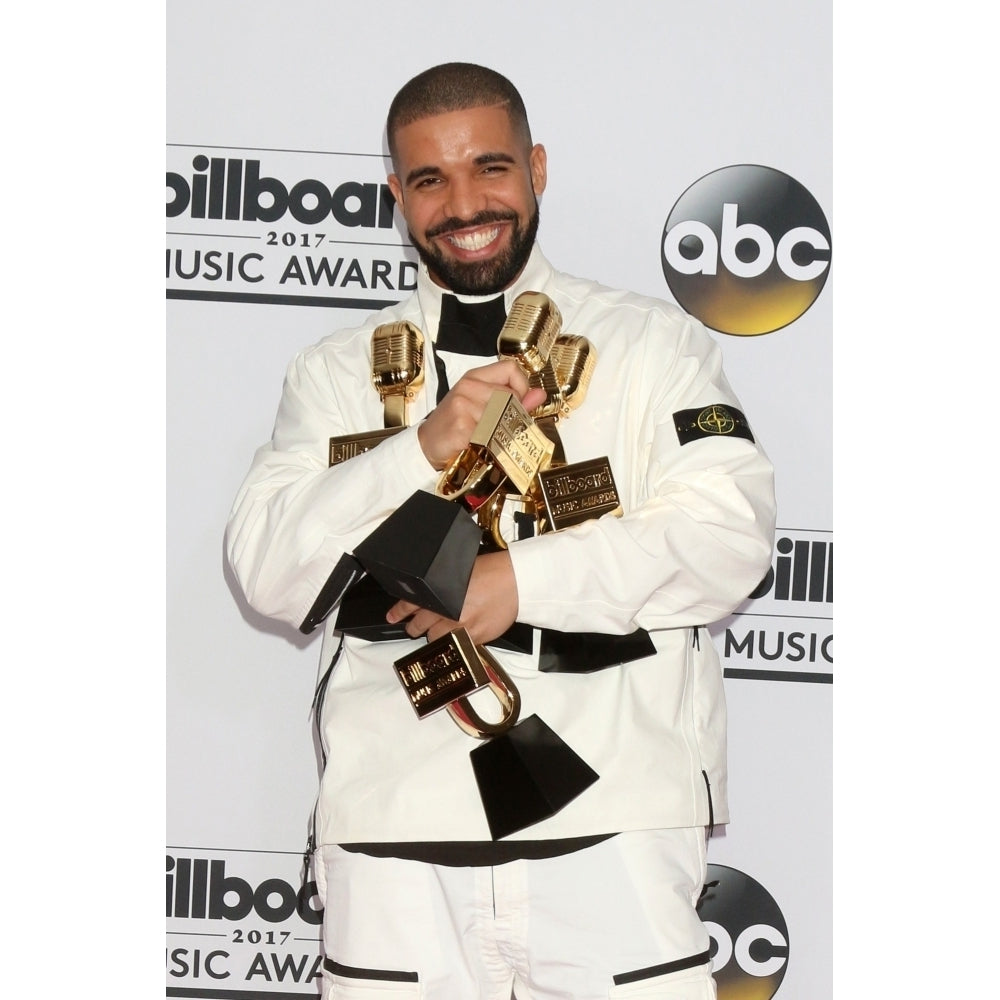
[534,457,622,532]
[330,441,364,465]
[552,498,580,516]
[394,633,493,718]
[402,661,426,684]
[328,428,402,467]
[476,393,553,494]
[545,469,613,499]
[582,489,618,509]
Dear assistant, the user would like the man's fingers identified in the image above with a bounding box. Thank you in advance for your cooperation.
[385,600,417,624]
[388,600,458,641]
[426,619,458,644]
[521,386,547,412]
[462,358,531,397]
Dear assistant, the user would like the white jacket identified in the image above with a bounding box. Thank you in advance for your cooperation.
[225,246,776,844]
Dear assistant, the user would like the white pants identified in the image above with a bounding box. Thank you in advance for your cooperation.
[314,828,716,999]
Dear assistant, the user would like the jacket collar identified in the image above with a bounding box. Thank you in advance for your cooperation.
[415,244,554,344]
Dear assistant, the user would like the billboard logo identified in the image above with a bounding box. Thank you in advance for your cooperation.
[166,155,397,228]
[750,534,832,605]
[661,164,831,335]
[166,855,322,925]
[720,528,833,680]
[699,864,789,999]
[165,145,416,307]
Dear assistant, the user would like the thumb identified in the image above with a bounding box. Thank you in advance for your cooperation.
[521,386,548,413]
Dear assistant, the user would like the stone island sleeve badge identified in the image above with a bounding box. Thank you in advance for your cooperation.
[673,404,755,446]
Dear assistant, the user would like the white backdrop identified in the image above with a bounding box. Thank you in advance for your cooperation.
[167,2,830,996]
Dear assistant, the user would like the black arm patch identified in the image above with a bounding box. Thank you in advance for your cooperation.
[674,404,755,445]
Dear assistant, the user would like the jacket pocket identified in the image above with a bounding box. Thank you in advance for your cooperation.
[608,954,714,998]
[322,958,421,998]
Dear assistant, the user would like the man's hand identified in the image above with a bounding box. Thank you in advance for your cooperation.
[418,359,547,471]
[386,549,520,645]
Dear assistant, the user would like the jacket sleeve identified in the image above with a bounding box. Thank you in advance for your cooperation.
[507,308,776,635]
[224,337,438,628]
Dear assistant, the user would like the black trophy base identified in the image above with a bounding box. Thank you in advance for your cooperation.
[299,554,365,635]
[469,714,599,840]
[354,490,482,619]
[334,574,410,642]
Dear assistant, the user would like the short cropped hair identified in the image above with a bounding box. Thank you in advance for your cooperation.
[386,63,533,166]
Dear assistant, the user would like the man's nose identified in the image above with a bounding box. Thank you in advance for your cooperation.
[444,175,488,223]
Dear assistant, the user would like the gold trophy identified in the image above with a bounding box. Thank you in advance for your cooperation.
[394,628,521,739]
[438,391,555,501]
[380,390,553,725]
[435,292,621,550]
[304,321,429,637]
[385,387,556,738]
[388,293,620,839]
[498,291,566,462]
[328,320,425,465]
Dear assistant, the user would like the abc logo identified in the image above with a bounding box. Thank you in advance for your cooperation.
[698,864,789,999]
[661,164,831,335]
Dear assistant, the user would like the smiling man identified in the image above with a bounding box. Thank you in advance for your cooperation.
[226,63,776,1000]
[386,96,544,295]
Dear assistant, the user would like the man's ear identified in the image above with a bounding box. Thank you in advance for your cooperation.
[387,173,404,208]
[529,144,547,196]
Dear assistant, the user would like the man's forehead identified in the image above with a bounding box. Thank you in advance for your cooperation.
[394,103,526,156]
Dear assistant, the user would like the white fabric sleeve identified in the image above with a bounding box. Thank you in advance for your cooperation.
[224,341,438,628]
[507,314,776,635]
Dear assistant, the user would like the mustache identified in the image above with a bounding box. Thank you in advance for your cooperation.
[425,210,518,240]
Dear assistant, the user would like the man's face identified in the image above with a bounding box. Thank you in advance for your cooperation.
[387,104,547,295]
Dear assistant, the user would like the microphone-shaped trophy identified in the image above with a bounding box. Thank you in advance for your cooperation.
[301,293,634,838]
[327,320,425,465]
[386,292,627,839]
[301,320,433,637]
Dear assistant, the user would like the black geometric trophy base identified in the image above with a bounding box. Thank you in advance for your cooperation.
[334,574,410,641]
[353,490,482,619]
[299,553,365,635]
[469,714,599,840]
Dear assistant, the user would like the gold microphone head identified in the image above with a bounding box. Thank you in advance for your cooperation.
[550,335,597,413]
[497,291,561,376]
[371,321,425,398]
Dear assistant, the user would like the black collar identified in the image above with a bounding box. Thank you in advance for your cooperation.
[435,294,507,356]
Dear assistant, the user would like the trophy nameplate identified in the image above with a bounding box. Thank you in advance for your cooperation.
[534,457,623,532]
[469,392,555,496]
[394,628,492,720]
[329,427,402,466]
[394,629,521,738]
[327,321,425,466]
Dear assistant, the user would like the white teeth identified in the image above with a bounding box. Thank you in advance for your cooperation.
[447,227,500,251]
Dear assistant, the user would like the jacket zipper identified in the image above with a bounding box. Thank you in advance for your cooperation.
[301,635,344,887]
[692,626,715,838]
[701,770,715,839]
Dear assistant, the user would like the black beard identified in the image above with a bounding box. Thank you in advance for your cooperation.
[410,203,540,296]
